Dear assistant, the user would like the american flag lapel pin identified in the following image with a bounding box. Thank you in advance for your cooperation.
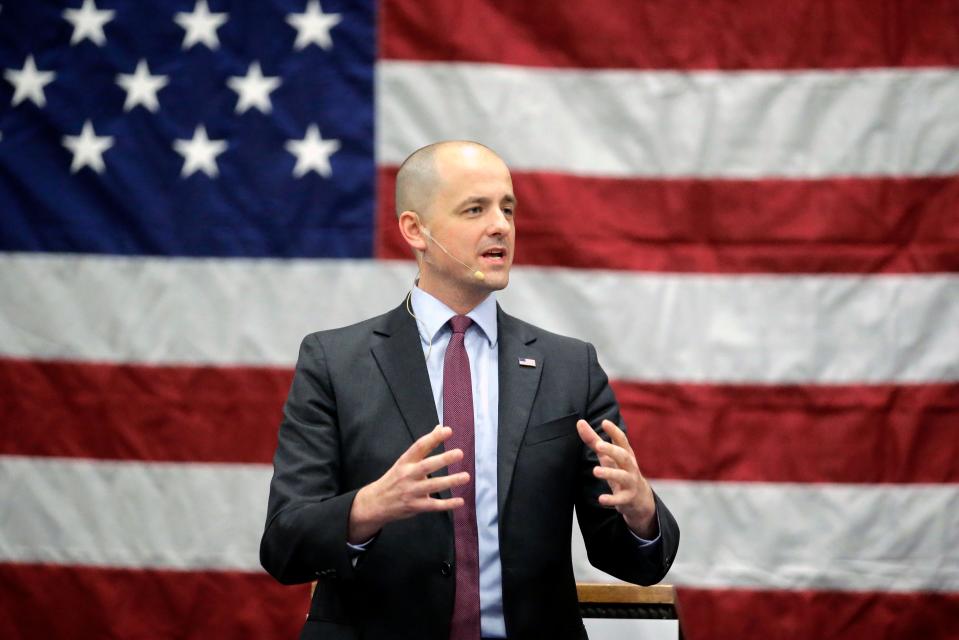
[518,357,536,368]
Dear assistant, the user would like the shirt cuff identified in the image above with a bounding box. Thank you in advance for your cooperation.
[627,511,662,548]
[346,536,375,554]
[346,536,376,568]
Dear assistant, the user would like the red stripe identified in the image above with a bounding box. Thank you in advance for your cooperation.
[0,563,308,639]
[380,0,959,70]
[676,587,959,640]
[376,169,959,274]
[0,358,291,464]
[4,359,959,484]
[3,564,957,640]
[616,381,959,484]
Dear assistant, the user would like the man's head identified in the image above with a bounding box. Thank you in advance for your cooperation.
[396,141,516,313]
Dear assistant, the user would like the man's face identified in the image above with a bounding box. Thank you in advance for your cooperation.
[419,146,516,302]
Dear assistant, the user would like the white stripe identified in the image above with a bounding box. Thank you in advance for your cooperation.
[377,62,959,178]
[3,456,956,591]
[574,480,959,593]
[2,253,958,383]
[507,267,959,384]
[0,456,269,571]
[0,253,414,370]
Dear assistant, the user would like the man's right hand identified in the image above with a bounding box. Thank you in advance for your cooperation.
[347,425,469,544]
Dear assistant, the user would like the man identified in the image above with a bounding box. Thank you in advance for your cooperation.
[261,141,679,640]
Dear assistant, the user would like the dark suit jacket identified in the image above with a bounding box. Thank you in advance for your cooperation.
[261,302,679,640]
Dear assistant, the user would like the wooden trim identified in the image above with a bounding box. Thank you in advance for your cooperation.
[576,583,676,605]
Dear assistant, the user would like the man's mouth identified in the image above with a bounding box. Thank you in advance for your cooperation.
[480,248,508,263]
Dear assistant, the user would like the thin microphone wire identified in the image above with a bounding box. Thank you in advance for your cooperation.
[406,221,481,360]
[405,286,435,360]
[422,228,485,281]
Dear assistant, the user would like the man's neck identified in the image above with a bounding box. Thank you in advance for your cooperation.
[416,280,490,315]
[411,286,498,347]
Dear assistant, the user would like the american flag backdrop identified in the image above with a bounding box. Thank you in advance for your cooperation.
[2,1,959,638]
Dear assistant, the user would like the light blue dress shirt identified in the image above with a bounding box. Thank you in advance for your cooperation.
[409,286,506,637]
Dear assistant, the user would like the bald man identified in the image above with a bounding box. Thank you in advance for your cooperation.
[261,142,679,640]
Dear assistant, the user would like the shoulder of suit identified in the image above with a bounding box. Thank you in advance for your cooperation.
[302,304,400,345]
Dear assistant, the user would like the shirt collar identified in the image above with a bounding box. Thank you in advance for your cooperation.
[409,286,498,347]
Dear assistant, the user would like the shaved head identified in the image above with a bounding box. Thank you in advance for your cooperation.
[393,139,515,310]
[395,140,502,219]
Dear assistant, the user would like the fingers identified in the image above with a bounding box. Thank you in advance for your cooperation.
[598,492,636,507]
[594,438,632,469]
[578,420,654,518]
[420,496,465,512]
[579,419,632,461]
[418,447,463,476]
[597,422,649,485]
[576,419,598,446]
[601,419,633,453]
[578,419,621,465]
[593,465,634,485]
[598,454,618,469]
[401,425,452,463]
[418,471,470,495]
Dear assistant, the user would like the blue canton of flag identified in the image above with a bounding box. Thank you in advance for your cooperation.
[0,0,375,258]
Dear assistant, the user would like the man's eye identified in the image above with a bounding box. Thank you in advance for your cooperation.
[503,207,514,217]
[466,206,482,214]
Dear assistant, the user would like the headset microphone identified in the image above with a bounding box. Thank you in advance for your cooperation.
[421,227,486,281]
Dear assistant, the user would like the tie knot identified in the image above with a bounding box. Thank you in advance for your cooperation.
[449,315,473,335]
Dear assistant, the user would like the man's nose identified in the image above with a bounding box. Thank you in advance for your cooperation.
[487,209,512,235]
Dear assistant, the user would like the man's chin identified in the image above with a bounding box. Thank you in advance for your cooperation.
[479,271,509,292]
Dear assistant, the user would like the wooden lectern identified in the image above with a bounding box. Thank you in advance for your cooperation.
[577,583,682,639]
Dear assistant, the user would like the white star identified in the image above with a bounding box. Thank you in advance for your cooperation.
[226,61,281,114]
[62,120,114,174]
[173,125,227,178]
[285,124,340,178]
[116,60,169,112]
[62,0,115,46]
[4,55,56,107]
[286,0,341,51]
[174,0,228,50]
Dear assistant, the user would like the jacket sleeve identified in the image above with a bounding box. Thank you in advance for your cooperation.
[574,342,680,585]
[260,333,360,585]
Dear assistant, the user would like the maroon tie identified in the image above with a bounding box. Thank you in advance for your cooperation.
[444,315,481,640]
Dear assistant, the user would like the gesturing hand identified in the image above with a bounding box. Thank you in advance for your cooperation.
[576,419,658,539]
[348,425,470,544]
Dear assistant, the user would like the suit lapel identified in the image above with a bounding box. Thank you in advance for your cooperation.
[370,301,544,512]
[370,302,441,452]
[496,306,543,515]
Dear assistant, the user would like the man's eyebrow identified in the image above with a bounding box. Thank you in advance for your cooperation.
[455,196,491,208]
[455,194,517,207]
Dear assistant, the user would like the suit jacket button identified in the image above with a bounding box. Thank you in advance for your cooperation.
[440,562,452,577]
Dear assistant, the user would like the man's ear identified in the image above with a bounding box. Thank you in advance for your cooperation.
[398,210,428,253]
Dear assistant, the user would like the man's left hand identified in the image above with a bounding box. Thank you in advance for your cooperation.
[576,419,658,539]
